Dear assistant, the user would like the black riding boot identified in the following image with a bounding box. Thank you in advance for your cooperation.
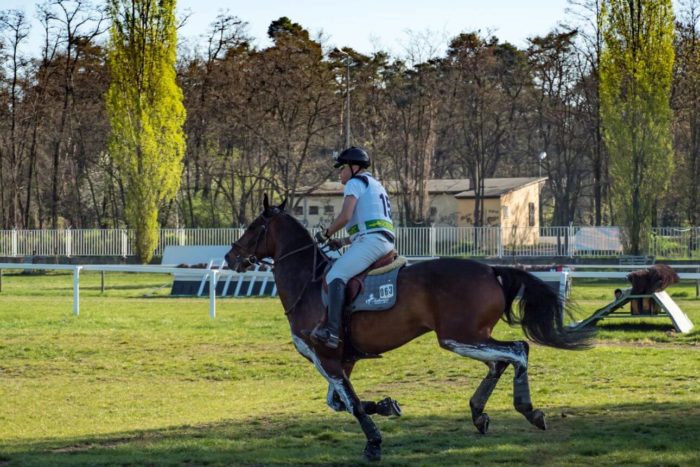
[311,278,346,349]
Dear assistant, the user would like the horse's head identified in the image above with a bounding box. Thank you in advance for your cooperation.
[225,194,288,272]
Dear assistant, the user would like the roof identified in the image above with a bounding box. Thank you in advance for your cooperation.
[298,178,544,197]
[454,178,545,198]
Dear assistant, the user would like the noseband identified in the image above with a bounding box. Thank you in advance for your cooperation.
[231,213,319,268]
[231,213,328,316]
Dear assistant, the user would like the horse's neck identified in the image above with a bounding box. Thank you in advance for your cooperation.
[272,230,326,315]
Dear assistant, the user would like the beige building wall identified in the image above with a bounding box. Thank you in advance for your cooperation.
[500,183,541,245]
[429,193,460,226]
[455,183,542,245]
[295,196,345,227]
[456,198,502,227]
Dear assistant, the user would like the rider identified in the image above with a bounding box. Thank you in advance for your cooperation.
[311,146,396,349]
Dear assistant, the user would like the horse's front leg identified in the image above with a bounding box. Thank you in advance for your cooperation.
[326,362,402,418]
[328,386,402,417]
[292,336,382,461]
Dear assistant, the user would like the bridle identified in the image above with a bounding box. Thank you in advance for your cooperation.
[230,215,273,269]
[230,213,329,315]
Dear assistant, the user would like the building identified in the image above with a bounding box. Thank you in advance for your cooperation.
[294,177,546,243]
[455,178,545,244]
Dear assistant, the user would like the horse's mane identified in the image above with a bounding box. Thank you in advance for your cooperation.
[627,264,679,294]
[278,212,331,265]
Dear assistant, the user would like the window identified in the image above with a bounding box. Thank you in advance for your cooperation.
[429,206,437,216]
[309,206,319,215]
[502,206,509,220]
[293,206,303,216]
[529,202,536,226]
[324,205,334,215]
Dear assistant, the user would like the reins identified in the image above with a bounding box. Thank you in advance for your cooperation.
[281,241,328,316]
[232,212,330,317]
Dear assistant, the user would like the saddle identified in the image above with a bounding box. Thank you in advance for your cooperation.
[320,252,407,363]
[322,251,407,312]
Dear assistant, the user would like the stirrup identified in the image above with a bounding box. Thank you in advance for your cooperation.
[311,326,341,349]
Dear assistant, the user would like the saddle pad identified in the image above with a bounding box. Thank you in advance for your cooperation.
[348,265,402,312]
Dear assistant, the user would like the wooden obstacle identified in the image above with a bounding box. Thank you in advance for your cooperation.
[570,288,694,334]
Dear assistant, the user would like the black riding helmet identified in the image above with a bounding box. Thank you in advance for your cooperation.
[334,146,371,168]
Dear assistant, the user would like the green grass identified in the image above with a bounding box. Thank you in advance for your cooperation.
[0,272,699,465]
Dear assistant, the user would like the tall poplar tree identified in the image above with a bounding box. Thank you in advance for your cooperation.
[600,0,674,254]
[106,0,185,263]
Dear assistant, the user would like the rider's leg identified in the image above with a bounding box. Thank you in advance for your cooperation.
[311,278,345,349]
[313,234,394,349]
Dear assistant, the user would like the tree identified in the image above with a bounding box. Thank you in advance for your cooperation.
[672,0,700,226]
[240,18,337,212]
[443,33,527,228]
[600,0,675,254]
[0,9,30,228]
[527,30,590,226]
[106,0,186,263]
[382,59,439,225]
[566,0,609,225]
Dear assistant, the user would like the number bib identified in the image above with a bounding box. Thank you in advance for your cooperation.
[344,173,394,240]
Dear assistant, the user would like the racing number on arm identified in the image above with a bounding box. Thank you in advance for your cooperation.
[379,194,392,218]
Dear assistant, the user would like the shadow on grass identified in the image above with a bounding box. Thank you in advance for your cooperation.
[597,322,675,332]
[3,402,699,466]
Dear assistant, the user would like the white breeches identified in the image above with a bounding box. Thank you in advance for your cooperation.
[325,233,395,284]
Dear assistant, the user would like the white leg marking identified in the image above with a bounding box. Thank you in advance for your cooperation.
[292,335,355,414]
[443,339,527,368]
[326,384,344,412]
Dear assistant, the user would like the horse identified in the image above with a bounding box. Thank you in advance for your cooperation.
[225,195,594,461]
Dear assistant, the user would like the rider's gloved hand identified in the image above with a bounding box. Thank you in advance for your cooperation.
[314,229,330,244]
[327,238,344,251]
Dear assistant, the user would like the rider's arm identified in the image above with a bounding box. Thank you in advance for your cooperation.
[325,195,357,237]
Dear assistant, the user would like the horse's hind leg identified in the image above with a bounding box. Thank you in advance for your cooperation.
[511,341,547,430]
[469,360,508,434]
[441,338,532,434]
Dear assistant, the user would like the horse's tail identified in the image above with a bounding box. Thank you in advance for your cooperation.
[492,266,595,350]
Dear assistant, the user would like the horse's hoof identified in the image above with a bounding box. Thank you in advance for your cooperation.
[530,410,547,430]
[376,397,402,417]
[388,399,402,417]
[474,413,490,434]
[364,440,382,461]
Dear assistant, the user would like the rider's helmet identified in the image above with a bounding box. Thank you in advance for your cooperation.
[334,146,371,168]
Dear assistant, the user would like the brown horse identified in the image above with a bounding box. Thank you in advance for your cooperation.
[225,196,594,461]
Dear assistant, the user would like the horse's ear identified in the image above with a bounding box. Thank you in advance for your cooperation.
[279,198,288,212]
[263,193,270,212]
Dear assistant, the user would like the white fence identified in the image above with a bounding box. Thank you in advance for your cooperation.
[1,226,700,258]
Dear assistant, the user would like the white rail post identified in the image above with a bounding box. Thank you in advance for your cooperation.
[65,227,72,257]
[12,228,18,257]
[121,229,128,258]
[73,266,82,316]
[497,228,503,258]
[209,270,218,319]
[429,226,437,257]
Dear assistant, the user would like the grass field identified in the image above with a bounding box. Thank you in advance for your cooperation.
[0,271,699,466]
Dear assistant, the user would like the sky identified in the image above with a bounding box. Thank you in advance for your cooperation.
[176,0,571,54]
[0,0,574,57]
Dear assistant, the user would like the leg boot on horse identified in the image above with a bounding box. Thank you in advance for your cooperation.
[311,278,345,349]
